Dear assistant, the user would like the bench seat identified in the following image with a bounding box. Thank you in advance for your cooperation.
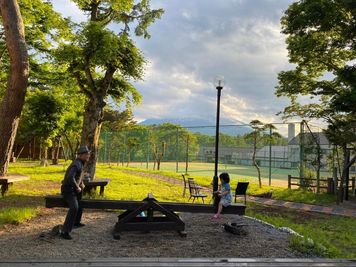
[0,174,29,196]
[45,195,246,215]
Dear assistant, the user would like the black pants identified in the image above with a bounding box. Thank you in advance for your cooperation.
[62,191,83,233]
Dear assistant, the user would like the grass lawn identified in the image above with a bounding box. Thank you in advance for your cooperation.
[105,164,337,206]
[0,160,355,258]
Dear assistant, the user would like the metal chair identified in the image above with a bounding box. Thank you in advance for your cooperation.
[234,182,249,204]
[187,179,207,203]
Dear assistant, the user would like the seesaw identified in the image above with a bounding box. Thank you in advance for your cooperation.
[45,194,246,239]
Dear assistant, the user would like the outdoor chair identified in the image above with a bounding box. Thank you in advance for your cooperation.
[234,182,249,205]
[188,179,207,203]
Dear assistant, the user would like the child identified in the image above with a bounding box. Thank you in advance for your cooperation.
[212,172,232,219]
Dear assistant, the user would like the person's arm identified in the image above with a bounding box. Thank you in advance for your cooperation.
[66,165,81,192]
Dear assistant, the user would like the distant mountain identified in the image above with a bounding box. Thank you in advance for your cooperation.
[139,118,252,136]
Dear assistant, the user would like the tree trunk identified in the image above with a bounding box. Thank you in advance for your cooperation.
[252,135,262,188]
[337,147,356,204]
[40,144,48,167]
[126,149,131,167]
[51,137,60,165]
[81,94,105,179]
[0,0,29,176]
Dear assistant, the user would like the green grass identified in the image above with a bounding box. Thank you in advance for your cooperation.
[0,207,39,225]
[104,164,336,205]
[0,161,188,226]
[247,203,356,258]
[1,160,355,258]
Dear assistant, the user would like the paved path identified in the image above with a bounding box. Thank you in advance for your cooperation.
[247,196,356,218]
[123,170,356,218]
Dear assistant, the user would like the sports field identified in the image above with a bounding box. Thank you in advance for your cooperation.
[116,161,333,188]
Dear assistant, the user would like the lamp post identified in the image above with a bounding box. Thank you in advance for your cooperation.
[213,76,225,197]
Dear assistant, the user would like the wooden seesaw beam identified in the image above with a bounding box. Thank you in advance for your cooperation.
[45,195,246,215]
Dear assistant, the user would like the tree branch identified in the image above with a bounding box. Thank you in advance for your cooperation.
[73,71,92,97]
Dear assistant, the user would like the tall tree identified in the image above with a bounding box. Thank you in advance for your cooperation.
[0,0,29,176]
[0,0,72,174]
[275,0,356,200]
[245,120,281,188]
[56,0,163,178]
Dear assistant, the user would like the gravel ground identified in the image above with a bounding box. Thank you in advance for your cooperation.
[0,209,305,259]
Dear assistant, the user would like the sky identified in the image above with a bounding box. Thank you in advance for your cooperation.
[52,0,297,125]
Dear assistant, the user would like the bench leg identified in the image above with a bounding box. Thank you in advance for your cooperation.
[1,183,9,197]
[99,186,104,196]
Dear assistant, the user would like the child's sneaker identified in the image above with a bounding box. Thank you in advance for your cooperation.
[212,214,221,220]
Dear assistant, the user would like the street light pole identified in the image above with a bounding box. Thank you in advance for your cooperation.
[213,76,225,195]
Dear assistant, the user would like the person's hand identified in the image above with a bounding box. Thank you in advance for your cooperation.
[80,183,85,190]
[76,187,82,193]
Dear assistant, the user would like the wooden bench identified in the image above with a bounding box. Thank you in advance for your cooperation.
[45,195,246,215]
[83,178,110,196]
[0,174,29,196]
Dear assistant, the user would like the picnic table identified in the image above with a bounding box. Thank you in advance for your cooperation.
[0,174,29,196]
[83,178,111,196]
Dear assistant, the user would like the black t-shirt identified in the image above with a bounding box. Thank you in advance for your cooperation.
[61,158,84,193]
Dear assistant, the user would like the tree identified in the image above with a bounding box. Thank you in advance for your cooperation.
[56,0,163,178]
[245,120,281,188]
[0,0,29,176]
[18,90,65,166]
[0,0,72,173]
[275,0,356,200]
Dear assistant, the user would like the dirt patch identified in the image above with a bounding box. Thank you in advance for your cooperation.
[0,208,308,259]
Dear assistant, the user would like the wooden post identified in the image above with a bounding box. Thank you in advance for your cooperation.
[327,178,334,194]
[288,175,291,189]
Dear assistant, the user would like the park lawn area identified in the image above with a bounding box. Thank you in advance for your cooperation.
[0,161,187,226]
[105,164,336,206]
[247,203,356,258]
[0,161,354,258]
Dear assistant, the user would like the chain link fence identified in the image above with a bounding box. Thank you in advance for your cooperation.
[97,122,339,187]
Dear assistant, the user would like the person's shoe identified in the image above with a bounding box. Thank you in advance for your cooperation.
[74,223,85,228]
[211,214,221,220]
[60,232,72,240]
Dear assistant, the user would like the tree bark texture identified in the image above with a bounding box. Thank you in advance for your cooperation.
[81,95,105,179]
[0,0,29,176]
[40,144,48,167]
[51,137,60,165]
[338,147,356,204]
[252,133,262,188]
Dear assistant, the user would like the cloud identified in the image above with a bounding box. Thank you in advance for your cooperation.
[52,0,296,125]
[131,0,295,123]
[51,0,86,23]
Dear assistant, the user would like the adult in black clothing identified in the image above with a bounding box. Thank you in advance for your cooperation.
[60,146,90,240]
